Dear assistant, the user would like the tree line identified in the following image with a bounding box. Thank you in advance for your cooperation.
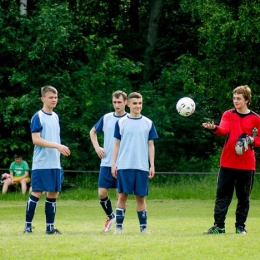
[1,0,260,172]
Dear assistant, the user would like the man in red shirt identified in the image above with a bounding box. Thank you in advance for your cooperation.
[202,85,260,234]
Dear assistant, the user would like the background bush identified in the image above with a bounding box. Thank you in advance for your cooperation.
[1,1,260,176]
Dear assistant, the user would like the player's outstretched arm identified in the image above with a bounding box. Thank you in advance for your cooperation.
[32,132,70,156]
[202,121,215,130]
[56,144,71,157]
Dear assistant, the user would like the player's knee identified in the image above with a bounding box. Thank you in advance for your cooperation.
[98,188,108,198]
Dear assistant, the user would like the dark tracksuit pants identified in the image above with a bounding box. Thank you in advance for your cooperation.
[214,167,254,228]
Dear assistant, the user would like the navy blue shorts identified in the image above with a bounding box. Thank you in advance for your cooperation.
[98,166,117,189]
[31,169,62,192]
[117,169,149,196]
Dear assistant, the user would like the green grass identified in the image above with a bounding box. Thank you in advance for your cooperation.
[4,173,260,200]
[1,198,260,260]
[2,175,260,259]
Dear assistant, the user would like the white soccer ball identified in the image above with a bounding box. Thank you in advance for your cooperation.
[176,97,196,117]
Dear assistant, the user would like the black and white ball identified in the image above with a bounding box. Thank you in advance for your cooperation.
[176,97,196,117]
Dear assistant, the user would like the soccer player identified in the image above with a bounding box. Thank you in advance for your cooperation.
[90,90,127,232]
[2,153,30,195]
[202,85,260,234]
[24,86,71,234]
[111,92,158,234]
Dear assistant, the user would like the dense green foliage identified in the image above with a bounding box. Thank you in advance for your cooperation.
[1,0,260,172]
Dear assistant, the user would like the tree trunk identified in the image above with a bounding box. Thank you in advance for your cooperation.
[129,0,139,32]
[143,0,163,82]
[20,0,27,16]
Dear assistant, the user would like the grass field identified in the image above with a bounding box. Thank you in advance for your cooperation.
[1,198,260,260]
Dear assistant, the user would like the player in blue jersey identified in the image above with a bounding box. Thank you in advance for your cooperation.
[24,86,71,235]
[90,90,127,232]
[111,92,158,234]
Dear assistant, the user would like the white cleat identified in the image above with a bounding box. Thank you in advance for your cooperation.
[114,228,123,234]
[140,229,151,234]
[103,217,116,232]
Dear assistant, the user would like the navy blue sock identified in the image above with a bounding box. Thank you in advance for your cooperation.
[116,208,125,229]
[45,198,57,232]
[137,210,147,231]
[25,195,39,229]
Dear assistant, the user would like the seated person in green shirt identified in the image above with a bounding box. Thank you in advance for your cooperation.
[2,153,30,194]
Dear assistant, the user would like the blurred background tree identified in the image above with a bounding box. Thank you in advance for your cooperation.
[0,0,260,172]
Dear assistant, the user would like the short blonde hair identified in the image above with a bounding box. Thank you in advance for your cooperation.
[233,85,251,106]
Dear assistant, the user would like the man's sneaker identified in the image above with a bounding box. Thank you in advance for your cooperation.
[24,228,33,234]
[236,226,247,234]
[114,228,123,234]
[103,217,116,232]
[203,224,225,234]
[46,228,62,235]
[140,228,151,234]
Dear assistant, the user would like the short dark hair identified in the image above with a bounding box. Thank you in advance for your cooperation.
[14,153,22,158]
[112,90,127,101]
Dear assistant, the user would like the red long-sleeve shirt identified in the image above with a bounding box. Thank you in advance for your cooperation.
[214,109,260,170]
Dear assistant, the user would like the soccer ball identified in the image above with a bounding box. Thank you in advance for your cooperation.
[176,97,196,117]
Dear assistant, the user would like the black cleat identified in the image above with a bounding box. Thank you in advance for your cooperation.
[46,228,62,235]
[24,228,33,234]
[236,226,247,234]
[203,224,225,234]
